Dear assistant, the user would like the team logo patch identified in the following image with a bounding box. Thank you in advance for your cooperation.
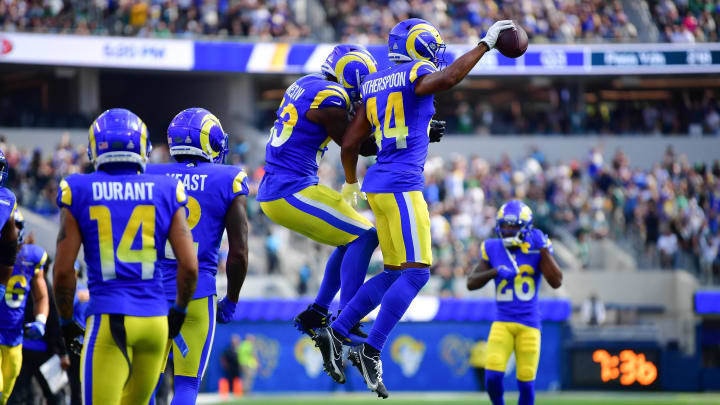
[127,140,135,149]
[293,337,324,378]
[185,135,192,143]
[98,141,109,150]
[390,335,425,377]
[440,334,474,376]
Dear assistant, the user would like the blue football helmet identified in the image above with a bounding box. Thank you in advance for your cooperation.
[88,108,151,171]
[495,200,533,246]
[388,18,446,67]
[0,149,8,187]
[321,44,378,102]
[13,209,24,244]
[168,108,228,164]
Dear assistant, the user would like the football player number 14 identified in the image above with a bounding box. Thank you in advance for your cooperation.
[366,91,409,150]
[90,205,156,281]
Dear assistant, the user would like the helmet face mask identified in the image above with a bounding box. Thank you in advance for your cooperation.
[495,200,534,247]
[13,209,24,245]
[168,108,228,164]
[321,44,378,102]
[88,108,151,172]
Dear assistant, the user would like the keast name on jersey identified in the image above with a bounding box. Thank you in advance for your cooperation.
[92,181,155,201]
[167,173,208,191]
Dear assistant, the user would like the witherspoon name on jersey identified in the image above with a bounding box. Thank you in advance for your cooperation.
[362,71,407,94]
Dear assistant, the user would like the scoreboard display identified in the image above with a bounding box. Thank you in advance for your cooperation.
[570,347,660,389]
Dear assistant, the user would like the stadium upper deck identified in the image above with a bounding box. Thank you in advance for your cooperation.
[0,0,717,43]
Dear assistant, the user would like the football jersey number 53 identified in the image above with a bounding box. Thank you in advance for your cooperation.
[269,97,298,147]
[366,92,409,151]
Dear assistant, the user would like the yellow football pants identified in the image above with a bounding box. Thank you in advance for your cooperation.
[0,344,22,405]
[162,296,216,378]
[80,314,168,405]
[485,321,541,382]
[367,191,432,266]
[260,184,373,246]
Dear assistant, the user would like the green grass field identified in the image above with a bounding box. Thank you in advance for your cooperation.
[202,392,720,405]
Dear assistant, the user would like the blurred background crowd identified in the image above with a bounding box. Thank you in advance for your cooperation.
[0,0,718,43]
[3,133,719,296]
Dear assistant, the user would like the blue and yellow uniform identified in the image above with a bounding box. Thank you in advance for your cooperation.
[258,73,373,244]
[0,187,15,234]
[481,237,553,382]
[145,161,248,386]
[359,59,437,266]
[57,170,187,405]
[0,244,46,405]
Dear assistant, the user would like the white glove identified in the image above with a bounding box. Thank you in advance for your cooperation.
[341,181,366,207]
[479,20,515,50]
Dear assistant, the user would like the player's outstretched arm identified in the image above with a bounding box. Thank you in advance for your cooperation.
[168,207,198,309]
[467,261,498,291]
[414,20,515,96]
[54,208,81,320]
[539,248,563,289]
[224,195,249,303]
[0,215,18,286]
[341,103,372,184]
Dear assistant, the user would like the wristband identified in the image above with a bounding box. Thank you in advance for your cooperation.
[35,314,47,324]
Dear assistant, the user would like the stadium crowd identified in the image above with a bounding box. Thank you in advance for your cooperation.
[2,133,718,293]
[0,0,717,43]
[651,0,720,42]
[440,89,720,136]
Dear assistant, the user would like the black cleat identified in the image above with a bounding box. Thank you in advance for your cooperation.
[294,304,330,337]
[349,343,389,399]
[349,322,368,338]
[312,327,346,384]
[345,322,368,345]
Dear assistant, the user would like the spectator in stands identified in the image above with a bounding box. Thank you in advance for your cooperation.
[581,293,607,326]
[658,225,679,269]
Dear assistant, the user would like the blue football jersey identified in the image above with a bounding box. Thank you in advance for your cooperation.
[0,186,16,234]
[360,60,437,193]
[146,162,249,300]
[0,244,47,346]
[56,170,187,317]
[257,73,351,202]
[481,238,554,329]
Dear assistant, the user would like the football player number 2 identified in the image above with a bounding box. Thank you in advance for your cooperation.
[165,196,201,260]
[269,98,298,147]
[496,264,535,302]
[90,205,156,281]
[366,91,409,150]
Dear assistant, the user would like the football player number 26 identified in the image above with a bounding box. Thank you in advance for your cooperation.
[496,264,535,302]
[90,205,156,281]
[366,91,409,150]
[269,98,298,147]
